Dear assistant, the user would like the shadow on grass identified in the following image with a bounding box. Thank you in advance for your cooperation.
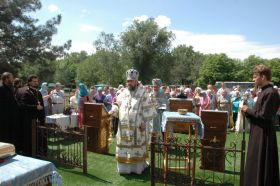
[275,126,280,131]
[119,166,151,183]
[154,168,236,186]
[102,152,115,157]
[58,165,113,184]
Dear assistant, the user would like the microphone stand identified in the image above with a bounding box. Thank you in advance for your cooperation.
[240,99,247,186]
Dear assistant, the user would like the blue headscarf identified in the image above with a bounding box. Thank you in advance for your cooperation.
[39,82,48,95]
[78,83,89,107]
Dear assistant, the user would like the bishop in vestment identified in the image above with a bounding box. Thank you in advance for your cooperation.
[110,69,157,174]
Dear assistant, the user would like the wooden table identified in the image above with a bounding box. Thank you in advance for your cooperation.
[161,111,204,185]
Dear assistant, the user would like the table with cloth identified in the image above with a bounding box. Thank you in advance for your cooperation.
[161,111,204,185]
[46,113,78,130]
[161,111,204,137]
[0,155,62,186]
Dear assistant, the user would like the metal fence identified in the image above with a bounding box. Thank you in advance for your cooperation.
[150,133,245,186]
[32,120,88,173]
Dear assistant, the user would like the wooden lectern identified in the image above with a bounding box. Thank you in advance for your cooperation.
[200,110,228,172]
[169,98,193,112]
[84,103,110,153]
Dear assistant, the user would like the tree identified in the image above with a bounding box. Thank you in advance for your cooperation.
[76,51,129,87]
[151,52,174,84]
[170,45,204,85]
[93,32,120,52]
[121,18,174,84]
[76,56,100,86]
[266,58,280,86]
[54,51,88,85]
[0,0,71,74]
[196,53,237,88]
[19,59,56,82]
[240,55,267,81]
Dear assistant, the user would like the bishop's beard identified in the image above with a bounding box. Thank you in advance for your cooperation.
[128,86,136,91]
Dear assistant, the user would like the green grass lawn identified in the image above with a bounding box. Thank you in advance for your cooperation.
[55,140,151,186]
[55,127,280,186]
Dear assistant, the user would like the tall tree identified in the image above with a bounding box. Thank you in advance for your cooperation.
[19,59,56,82]
[0,0,71,74]
[170,45,204,85]
[76,50,129,87]
[76,56,101,86]
[93,31,120,52]
[196,53,237,88]
[240,55,267,81]
[266,58,280,86]
[151,52,174,84]
[121,18,174,83]
[54,51,88,85]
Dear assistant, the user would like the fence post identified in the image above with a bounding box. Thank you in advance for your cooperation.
[83,125,88,174]
[32,120,37,157]
[151,133,156,186]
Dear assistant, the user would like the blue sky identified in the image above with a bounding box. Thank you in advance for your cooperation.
[33,0,280,59]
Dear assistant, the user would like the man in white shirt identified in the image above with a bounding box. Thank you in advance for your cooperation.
[51,82,65,114]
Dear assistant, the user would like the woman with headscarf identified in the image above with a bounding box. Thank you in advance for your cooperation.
[39,82,51,116]
[77,83,89,128]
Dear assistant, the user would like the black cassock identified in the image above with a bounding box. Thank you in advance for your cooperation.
[0,84,19,146]
[16,86,45,156]
[244,84,280,186]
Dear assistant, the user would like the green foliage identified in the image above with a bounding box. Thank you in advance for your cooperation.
[75,32,130,87]
[266,58,280,85]
[76,51,129,87]
[94,32,120,52]
[76,56,100,86]
[196,54,238,88]
[170,45,204,85]
[121,18,174,84]
[151,52,174,84]
[54,51,88,85]
[240,55,268,81]
[0,0,71,74]
[18,59,56,82]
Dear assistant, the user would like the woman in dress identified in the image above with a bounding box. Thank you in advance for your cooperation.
[217,89,232,128]
[77,83,89,128]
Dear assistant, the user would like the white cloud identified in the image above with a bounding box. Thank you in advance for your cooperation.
[70,41,95,54]
[80,9,91,18]
[48,4,60,13]
[122,15,149,28]
[172,29,280,59]
[122,15,171,28]
[122,20,131,28]
[155,15,171,28]
[133,15,149,22]
[79,24,103,32]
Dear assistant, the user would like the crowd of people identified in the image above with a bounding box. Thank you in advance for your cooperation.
[1,71,280,154]
[1,64,280,185]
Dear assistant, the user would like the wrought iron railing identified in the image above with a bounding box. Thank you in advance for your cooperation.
[32,120,88,173]
[150,133,245,186]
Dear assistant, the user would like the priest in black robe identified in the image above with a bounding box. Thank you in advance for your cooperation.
[242,64,280,186]
[0,72,19,146]
[16,75,45,156]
